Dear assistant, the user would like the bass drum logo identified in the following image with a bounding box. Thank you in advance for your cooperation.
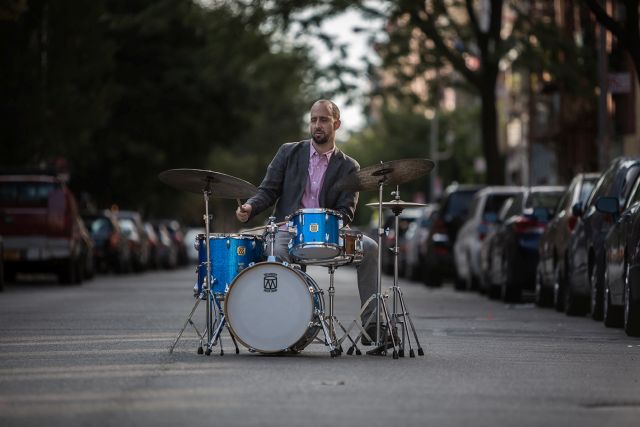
[264,273,277,292]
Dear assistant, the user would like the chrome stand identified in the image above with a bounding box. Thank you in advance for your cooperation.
[386,186,424,357]
[347,174,399,358]
[168,189,238,356]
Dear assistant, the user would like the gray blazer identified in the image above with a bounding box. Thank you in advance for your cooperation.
[247,140,360,225]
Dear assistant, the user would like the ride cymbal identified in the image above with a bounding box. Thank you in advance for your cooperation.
[158,168,257,198]
[337,158,435,192]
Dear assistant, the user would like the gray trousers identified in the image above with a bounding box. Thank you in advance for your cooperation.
[272,231,379,324]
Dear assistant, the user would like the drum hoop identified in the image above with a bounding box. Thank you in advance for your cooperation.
[223,261,316,353]
[199,233,263,241]
[291,208,342,217]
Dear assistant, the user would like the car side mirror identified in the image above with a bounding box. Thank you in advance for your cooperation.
[571,202,583,217]
[595,196,618,215]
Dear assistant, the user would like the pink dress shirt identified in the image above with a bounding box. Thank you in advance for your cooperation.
[301,143,334,209]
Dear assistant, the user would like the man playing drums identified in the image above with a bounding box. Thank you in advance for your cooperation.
[235,99,382,344]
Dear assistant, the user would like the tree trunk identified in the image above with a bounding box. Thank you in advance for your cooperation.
[480,77,504,185]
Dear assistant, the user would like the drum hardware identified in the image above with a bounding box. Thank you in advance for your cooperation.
[365,187,427,357]
[336,158,434,356]
[161,168,257,356]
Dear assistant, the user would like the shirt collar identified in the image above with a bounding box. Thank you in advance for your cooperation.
[310,142,335,162]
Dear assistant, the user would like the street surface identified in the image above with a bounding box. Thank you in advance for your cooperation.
[1,265,639,427]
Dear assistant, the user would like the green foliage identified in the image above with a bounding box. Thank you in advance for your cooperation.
[1,0,319,225]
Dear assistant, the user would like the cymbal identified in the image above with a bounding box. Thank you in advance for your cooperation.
[158,169,257,198]
[337,158,435,192]
[366,200,429,210]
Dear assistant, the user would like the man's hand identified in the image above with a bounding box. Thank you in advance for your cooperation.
[236,203,252,223]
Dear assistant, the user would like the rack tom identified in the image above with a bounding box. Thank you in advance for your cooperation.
[287,208,342,261]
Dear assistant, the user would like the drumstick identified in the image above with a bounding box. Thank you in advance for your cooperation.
[236,198,242,208]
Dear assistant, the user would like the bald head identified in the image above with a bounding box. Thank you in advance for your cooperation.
[311,99,340,121]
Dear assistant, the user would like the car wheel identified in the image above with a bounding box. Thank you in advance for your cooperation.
[535,265,551,307]
[623,261,640,336]
[590,260,604,321]
[602,265,623,327]
[502,255,521,303]
[59,257,78,285]
[553,264,566,312]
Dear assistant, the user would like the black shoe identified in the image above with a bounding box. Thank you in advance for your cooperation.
[361,324,396,346]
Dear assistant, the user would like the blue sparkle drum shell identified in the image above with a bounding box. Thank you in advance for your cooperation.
[195,233,265,296]
[287,208,343,261]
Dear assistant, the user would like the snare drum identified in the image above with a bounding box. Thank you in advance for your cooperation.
[224,262,324,353]
[338,229,363,263]
[288,208,342,261]
[195,234,264,296]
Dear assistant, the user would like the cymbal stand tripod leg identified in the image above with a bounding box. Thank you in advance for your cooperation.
[168,294,203,354]
[394,284,424,356]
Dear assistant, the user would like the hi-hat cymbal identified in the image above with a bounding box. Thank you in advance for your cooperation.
[158,169,257,198]
[337,158,435,192]
[366,200,429,210]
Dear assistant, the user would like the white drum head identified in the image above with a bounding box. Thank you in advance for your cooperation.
[225,262,314,353]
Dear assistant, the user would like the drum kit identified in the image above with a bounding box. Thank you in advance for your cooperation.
[162,157,434,359]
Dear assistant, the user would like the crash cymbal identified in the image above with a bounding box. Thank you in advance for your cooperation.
[158,169,257,198]
[337,158,435,192]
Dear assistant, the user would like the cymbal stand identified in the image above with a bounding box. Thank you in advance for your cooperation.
[387,186,424,357]
[169,188,239,356]
[348,168,398,358]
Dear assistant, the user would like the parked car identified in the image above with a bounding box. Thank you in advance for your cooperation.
[0,171,94,284]
[454,186,522,291]
[115,210,150,272]
[160,219,188,266]
[82,211,131,273]
[536,173,599,309]
[403,204,438,282]
[152,222,178,269]
[596,173,640,335]
[480,196,518,297]
[0,235,4,291]
[424,183,484,286]
[379,207,424,276]
[567,158,640,318]
[486,186,565,302]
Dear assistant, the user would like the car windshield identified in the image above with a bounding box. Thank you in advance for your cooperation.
[483,194,516,216]
[90,217,112,238]
[446,191,476,219]
[0,181,57,207]
[527,191,564,210]
[579,180,596,203]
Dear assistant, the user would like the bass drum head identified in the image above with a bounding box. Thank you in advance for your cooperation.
[225,262,315,353]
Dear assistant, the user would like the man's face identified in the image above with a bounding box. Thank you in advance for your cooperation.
[309,102,340,145]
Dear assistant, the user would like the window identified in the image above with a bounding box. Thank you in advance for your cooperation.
[0,181,58,207]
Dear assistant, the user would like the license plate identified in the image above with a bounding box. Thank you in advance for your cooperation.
[3,250,21,261]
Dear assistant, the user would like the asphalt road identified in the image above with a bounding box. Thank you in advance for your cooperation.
[0,265,639,427]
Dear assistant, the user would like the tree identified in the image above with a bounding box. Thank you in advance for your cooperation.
[583,0,640,85]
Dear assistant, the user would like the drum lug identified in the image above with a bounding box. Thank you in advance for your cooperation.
[282,261,290,267]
